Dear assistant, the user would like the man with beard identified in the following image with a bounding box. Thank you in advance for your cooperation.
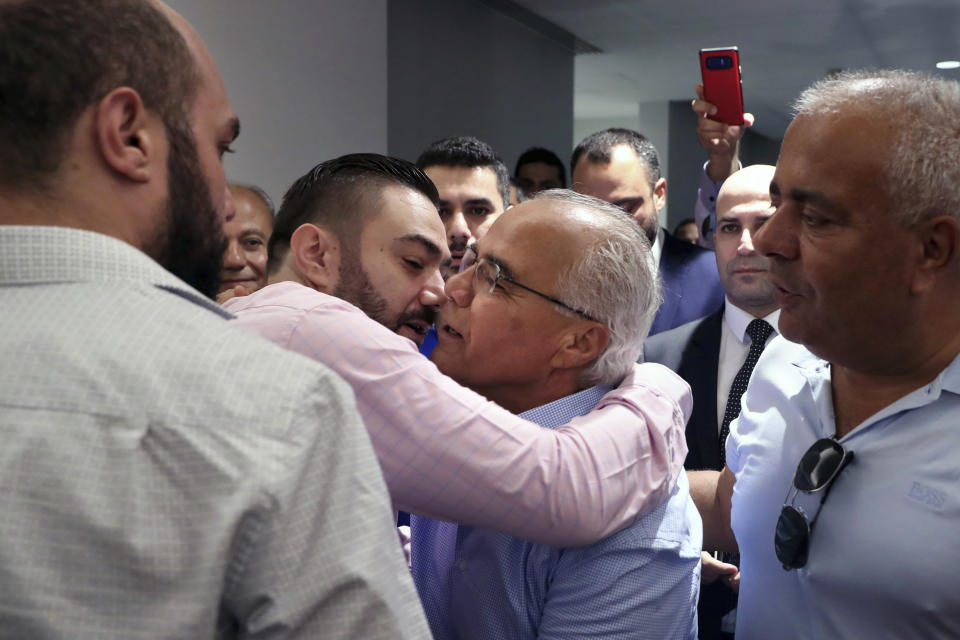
[571,128,724,335]
[643,165,779,639]
[0,1,429,636]
[226,154,691,546]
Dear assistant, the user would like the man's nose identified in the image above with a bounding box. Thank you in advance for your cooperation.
[444,265,475,307]
[222,239,245,269]
[419,268,447,307]
[447,211,470,244]
[753,207,796,260]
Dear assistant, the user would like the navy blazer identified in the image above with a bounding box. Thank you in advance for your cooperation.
[649,231,724,337]
[642,308,725,471]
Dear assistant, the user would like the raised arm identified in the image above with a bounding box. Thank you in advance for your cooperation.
[284,302,690,548]
[692,83,754,248]
[693,83,753,183]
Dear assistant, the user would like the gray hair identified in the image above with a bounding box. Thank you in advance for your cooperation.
[793,69,960,227]
[229,183,276,218]
[533,189,662,386]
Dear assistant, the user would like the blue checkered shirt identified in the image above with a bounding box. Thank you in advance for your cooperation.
[411,385,702,639]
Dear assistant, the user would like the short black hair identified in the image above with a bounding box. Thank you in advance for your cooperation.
[571,128,661,191]
[514,147,566,188]
[267,153,440,274]
[0,0,198,192]
[416,136,510,210]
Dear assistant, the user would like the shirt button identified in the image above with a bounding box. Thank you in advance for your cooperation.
[457,561,467,571]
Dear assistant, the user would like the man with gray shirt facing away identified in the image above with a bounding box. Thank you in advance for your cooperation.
[0,1,427,636]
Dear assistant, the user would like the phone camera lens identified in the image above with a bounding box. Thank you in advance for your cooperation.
[706,55,733,70]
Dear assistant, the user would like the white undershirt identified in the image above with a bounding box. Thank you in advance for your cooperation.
[716,301,781,433]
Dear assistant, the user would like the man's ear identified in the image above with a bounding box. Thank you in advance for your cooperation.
[653,177,667,212]
[550,322,610,371]
[911,215,960,295]
[95,87,159,183]
[290,223,341,293]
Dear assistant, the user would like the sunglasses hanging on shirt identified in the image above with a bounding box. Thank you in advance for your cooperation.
[774,437,854,570]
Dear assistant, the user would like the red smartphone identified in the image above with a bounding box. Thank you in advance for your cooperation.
[699,47,744,126]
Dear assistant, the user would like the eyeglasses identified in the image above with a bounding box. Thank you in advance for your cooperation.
[468,255,597,322]
[774,438,854,570]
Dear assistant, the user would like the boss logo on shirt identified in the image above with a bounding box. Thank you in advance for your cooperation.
[907,481,946,511]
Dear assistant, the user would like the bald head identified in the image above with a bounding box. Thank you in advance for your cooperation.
[713,165,778,317]
[716,165,775,215]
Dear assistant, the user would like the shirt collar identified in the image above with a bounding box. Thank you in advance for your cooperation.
[0,225,230,319]
[790,343,960,437]
[519,385,612,430]
[723,299,781,344]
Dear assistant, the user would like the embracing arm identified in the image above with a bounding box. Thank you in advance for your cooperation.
[285,304,690,547]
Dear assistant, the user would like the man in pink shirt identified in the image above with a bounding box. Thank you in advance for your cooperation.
[226,153,690,546]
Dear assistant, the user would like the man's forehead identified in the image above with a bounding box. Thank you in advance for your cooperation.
[428,165,499,194]
[479,202,580,275]
[368,185,447,252]
[575,154,650,195]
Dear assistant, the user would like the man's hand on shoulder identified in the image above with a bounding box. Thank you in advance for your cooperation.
[216,284,250,305]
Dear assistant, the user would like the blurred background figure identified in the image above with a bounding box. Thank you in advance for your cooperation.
[673,218,699,244]
[514,146,566,197]
[508,176,525,207]
[218,183,274,301]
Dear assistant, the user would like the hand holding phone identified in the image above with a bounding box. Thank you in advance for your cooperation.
[699,47,744,126]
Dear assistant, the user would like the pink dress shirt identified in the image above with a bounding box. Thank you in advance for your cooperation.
[226,281,690,547]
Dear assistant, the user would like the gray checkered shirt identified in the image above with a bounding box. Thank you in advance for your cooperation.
[0,226,429,639]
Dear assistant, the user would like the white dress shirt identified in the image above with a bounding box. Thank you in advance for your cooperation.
[716,301,781,433]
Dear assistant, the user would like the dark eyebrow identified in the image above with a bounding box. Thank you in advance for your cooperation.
[771,181,850,221]
[394,233,443,258]
[464,198,496,209]
[793,189,851,222]
[484,251,516,280]
[612,196,643,210]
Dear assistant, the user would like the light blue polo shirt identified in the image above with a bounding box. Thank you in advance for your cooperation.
[728,336,960,639]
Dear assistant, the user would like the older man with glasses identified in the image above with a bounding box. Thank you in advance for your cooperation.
[690,70,960,639]
[415,189,702,640]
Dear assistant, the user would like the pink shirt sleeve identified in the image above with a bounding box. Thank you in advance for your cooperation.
[228,283,690,547]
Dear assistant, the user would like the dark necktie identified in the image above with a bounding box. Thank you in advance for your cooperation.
[719,318,774,467]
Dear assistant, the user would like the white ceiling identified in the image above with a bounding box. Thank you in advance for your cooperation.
[515,0,960,139]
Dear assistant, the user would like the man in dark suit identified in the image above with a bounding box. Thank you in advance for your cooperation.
[643,164,779,639]
[571,128,724,335]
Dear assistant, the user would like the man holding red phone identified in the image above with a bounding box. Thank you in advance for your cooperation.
[692,84,756,250]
